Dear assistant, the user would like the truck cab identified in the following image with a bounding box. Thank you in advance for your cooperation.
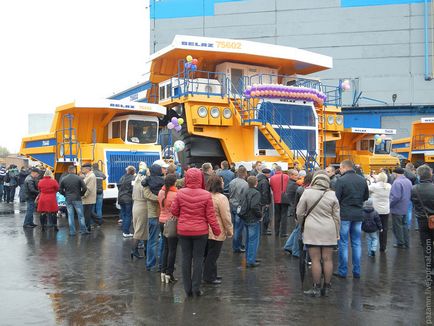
[20,99,166,199]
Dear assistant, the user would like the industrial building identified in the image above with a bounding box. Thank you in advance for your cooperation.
[111,0,434,139]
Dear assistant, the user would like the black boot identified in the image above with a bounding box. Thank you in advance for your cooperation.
[130,240,144,260]
[40,214,47,231]
[51,214,59,232]
[321,283,331,297]
[304,283,321,297]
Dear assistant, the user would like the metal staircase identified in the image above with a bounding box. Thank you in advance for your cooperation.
[228,83,321,170]
[56,114,81,163]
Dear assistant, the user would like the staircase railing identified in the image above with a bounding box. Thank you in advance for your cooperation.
[235,98,320,170]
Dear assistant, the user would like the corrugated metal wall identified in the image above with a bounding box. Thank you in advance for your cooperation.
[150,0,434,108]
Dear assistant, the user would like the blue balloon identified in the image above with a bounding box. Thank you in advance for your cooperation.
[184,62,192,69]
[191,64,197,71]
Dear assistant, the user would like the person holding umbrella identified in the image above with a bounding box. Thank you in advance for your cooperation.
[296,172,340,297]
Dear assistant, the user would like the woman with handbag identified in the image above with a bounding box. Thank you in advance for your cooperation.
[37,169,59,231]
[203,175,233,284]
[158,173,179,284]
[296,172,340,297]
[411,164,434,276]
[171,168,221,297]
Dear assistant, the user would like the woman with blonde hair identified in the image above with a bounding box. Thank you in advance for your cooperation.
[369,172,392,252]
[204,175,233,284]
[37,169,59,231]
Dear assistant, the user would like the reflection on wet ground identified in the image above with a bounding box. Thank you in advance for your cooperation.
[0,202,427,325]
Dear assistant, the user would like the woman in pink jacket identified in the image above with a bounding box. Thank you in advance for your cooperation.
[171,168,221,297]
[158,174,178,284]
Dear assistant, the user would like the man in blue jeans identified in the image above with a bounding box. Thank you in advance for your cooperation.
[240,176,262,267]
[143,181,162,271]
[59,165,89,235]
[390,167,412,248]
[335,160,369,279]
[229,167,248,253]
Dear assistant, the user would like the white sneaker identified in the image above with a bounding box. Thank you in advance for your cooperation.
[161,273,166,283]
[123,233,133,238]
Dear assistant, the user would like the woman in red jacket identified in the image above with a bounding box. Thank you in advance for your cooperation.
[171,168,221,297]
[37,169,59,231]
[158,174,179,284]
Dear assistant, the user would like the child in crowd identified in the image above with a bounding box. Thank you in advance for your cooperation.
[362,198,383,257]
[56,192,67,218]
[142,164,165,195]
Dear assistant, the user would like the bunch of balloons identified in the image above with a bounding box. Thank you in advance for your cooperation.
[244,84,327,107]
[341,80,351,91]
[173,140,186,153]
[167,117,184,133]
[184,55,199,71]
[374,134,387,145]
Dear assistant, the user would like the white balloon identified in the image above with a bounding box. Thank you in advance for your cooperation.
[173,140,185,152]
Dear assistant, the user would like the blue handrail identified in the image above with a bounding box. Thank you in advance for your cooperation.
[237,98,321,170]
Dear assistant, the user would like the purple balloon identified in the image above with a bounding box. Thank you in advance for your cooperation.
[167,122,174,130]
[175,125,182,132]
[171,117,178,125]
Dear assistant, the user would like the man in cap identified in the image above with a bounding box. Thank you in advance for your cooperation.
[390,167,413,249]
[23,167,40,227]
[257,168,272,235]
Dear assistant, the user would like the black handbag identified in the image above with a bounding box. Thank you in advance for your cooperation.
[280,174,291,205]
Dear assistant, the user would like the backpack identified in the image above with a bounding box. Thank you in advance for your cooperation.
[361,210,379,233]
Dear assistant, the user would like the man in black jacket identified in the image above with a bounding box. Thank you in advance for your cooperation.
[335,160,369,279]
[59,165,88,236]
[23,168,40,227]
[411,164,434,276]
[286,169,300,221]
[18,167,29,203]
[257,168,272,235]
[239,176,262,268]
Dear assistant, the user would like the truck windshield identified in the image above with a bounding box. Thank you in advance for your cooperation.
[127,120,158,144]
[375,139,391,154]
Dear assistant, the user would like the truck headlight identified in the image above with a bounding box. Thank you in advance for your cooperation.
[210,107,220,118]
[327,116,334,125]
[429,137,434,145]
[336,116,343,125]
[197,106,208,118]
[223,108,232,119]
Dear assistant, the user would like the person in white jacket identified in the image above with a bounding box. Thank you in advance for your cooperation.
[369,172,392,252]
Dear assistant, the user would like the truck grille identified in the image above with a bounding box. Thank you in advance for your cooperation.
[106,151,160,183]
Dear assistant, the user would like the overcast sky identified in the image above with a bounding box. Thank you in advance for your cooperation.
[0,0,150,152]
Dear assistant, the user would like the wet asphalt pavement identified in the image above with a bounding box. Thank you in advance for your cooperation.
[0,202,429,326]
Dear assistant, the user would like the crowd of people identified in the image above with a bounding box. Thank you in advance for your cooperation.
[4,158,434,298]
